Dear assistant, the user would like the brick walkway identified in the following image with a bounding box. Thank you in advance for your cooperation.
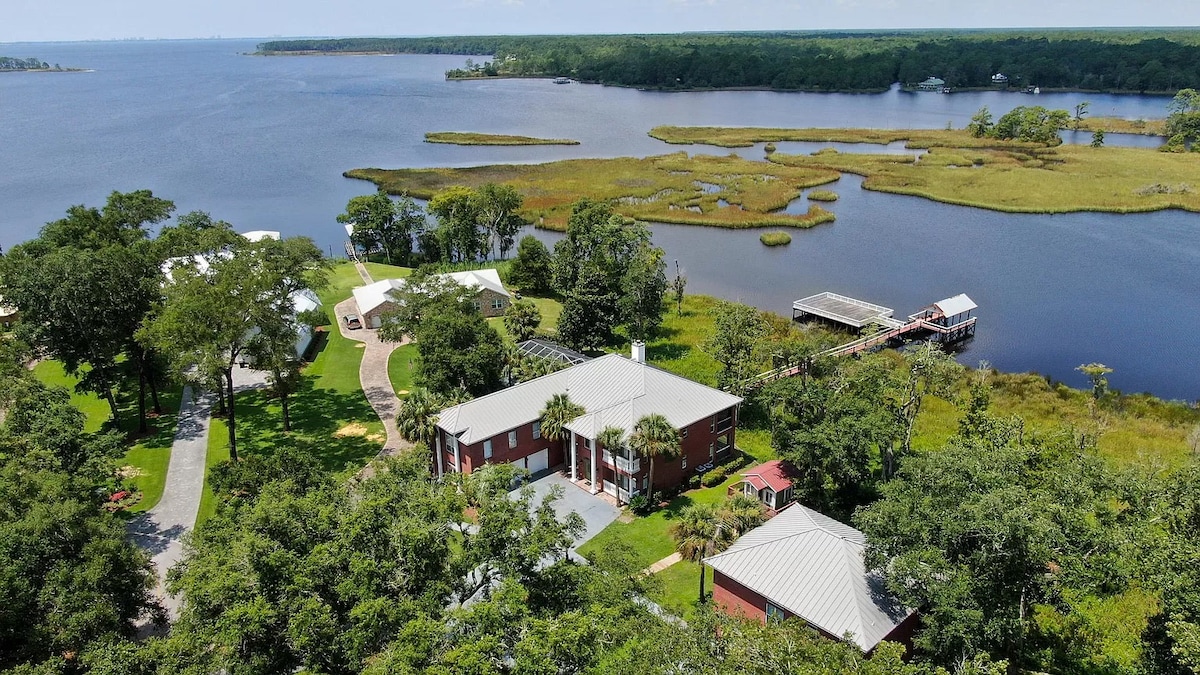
[335,294,413,478]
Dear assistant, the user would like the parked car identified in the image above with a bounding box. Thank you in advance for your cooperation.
[342,314,362,329]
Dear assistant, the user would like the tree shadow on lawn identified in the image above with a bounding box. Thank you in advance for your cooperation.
[229,375,382,476]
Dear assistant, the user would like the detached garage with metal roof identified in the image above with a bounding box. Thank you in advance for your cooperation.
[704,503,917,653]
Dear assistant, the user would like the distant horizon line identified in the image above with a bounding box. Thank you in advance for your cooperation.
[5,25,1200,46]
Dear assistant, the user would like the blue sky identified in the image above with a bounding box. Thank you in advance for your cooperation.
[4,0,1200,43]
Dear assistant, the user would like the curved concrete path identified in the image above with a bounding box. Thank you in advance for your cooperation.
[127,368,269,618]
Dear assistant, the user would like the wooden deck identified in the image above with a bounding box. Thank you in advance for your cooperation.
[792,292,900,329]
[749,291,979,390]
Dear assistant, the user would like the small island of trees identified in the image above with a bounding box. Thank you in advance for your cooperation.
[0,57,72,72]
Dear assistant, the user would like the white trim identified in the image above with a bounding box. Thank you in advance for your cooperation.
[570,430,578,481]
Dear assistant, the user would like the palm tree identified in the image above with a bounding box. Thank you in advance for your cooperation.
[670,495,766,603]
[670,503,722,562]
[597,425,627,504]
[397,387,444,449]
[539,393,585,443]
[628,413,680,502]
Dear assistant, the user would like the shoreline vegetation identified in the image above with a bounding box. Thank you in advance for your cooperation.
[346,153,840,230]
[652,126,1200,215]
[424,131,580,146]
[0,57,80,73]
[759,231,792,246]
[256,30,1200,95]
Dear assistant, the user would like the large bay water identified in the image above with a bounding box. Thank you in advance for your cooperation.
[2,39,1197,399]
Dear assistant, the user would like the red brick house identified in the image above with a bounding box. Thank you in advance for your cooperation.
[728,460,797,516]
[704,503,918,653]
[433,346,743,502]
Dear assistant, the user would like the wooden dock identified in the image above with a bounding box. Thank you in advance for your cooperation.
[749,292,977,389]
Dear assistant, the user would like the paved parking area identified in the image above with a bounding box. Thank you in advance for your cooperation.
[516,471,620,551]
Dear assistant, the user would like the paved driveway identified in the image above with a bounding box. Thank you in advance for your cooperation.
[517,472,620,553]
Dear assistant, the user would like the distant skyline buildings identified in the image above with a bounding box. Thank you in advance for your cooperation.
[4,0,1200,44]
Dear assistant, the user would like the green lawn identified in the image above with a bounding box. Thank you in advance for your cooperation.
[197,260,412,526]
[647,560,713,620]
[31,360,182,513]
[387,343,420,396]
[576,472,745,570]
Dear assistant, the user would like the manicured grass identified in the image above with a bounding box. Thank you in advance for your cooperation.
[31,360,182,512]
[424,131,580,146]
[759,231,792,246]
[388,343,420,396]
[807,189,839,201]
[195,416,230,527]
[346,153,841,230]
[487,293,564,342]
[361,262,412,284]
[648,560,713,619]
[576,472,744,570]
[32,361,111,432]
[198,260,409,525]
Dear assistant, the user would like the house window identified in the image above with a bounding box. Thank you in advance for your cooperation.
[491,298,504,310]
[484,440,493,459]
[710,416,715,432]
[643,476,648,490]
[709,442,715,461]
[681,455,688,470]
[472,300,481,311]
[508,430,518,448]
[681,428,688,439]
[763,489,775,507]
[766,602,785,623]
[532,421,542,439]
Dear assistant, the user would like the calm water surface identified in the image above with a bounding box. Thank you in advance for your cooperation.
[1,39,1196,398]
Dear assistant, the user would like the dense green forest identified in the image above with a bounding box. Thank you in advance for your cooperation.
[258,30,1200,92]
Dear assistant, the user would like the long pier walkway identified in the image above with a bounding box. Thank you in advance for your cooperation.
[749,291,978,389]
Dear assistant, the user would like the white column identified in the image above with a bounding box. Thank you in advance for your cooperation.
[590,437,598,494]
[435,433,444,478]
[453,438,461,474]
[570,431,578,481]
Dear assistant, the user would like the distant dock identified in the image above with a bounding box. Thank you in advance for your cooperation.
[749,291,977,388]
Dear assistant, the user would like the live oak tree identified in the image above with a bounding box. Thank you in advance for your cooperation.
[507,235,553,292]
[337,189,425,265]
[428,186,483,263]
[0,190,175,430]
[474,182,524,259]
[413,302,505,397]
[552,199,666,349]
[376,271,477,343]
[703,300,768,395]
[143,236,327,459]
[0,364,156,673]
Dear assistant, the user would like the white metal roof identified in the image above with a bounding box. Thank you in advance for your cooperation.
[240,230,281,242]
[436,353,743,445]
[704,503,913,652]
[931,293,977,317]
[351,278,407,316]
[351,269,510,317]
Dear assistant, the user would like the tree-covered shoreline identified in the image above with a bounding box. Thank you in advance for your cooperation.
[258,30,1200,93]
[0,56,72,72]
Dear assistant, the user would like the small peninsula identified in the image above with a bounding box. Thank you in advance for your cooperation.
[424,132,580,146]
[0,57,78,72]
[346,153,838,230]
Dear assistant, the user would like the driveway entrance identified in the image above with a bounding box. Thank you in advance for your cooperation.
[514,471,620,551]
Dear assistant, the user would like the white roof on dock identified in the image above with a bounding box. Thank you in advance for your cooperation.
[793,292,895,329]
[929,294,977,317]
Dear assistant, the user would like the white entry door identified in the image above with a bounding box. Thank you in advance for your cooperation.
[526,449,549,474]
